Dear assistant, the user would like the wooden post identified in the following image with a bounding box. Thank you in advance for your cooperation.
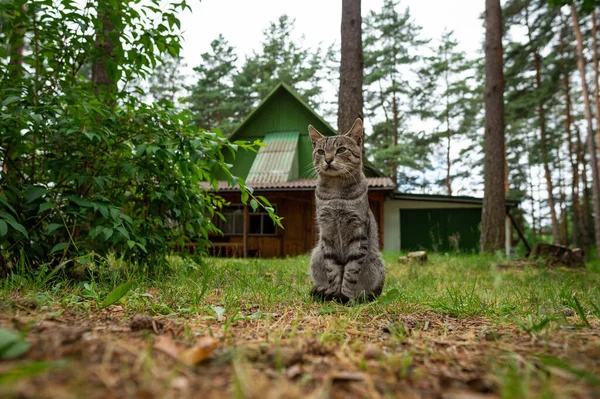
[243,205,249,258]
[505,215,511,257]
[379,196,385,250]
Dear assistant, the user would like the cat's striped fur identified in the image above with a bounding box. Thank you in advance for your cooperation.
[308,118,385,303]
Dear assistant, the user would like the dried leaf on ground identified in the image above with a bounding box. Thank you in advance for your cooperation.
[178,336,218,366]
[153,335,180,359]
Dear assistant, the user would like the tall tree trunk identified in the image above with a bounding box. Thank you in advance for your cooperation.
[592,11,600,173]
[579,126,592,249]
[391,94,399,182]
[338,0,363,134]
[529,162,538,237]
[572,5,600,258]
[534,50,560,244]
[481,0,506,253]
[561,23,581,248]
[444,68,452,196]
[526,5,560,244]
[92,0,119,95]
[566,72,581,248]
[556,147,569,246]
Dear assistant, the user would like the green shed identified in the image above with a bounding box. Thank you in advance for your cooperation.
[383,193,520,254]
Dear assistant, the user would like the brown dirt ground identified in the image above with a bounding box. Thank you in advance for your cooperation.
[1,295,600,399]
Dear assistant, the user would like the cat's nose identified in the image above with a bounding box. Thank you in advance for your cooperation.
[325,159,333,165]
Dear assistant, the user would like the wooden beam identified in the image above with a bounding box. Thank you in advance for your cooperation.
[243,205,249,258]
[505,215,511,257]
[379,195,384,250]
[507,209,531,257]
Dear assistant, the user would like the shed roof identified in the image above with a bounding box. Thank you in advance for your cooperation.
[392,192,520,207]
[200,177,395,192]
[246,132,299,185]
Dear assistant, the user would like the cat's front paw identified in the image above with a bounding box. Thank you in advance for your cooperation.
[334,293,351,304]
[311,285,334,302]
[340,288,355,303]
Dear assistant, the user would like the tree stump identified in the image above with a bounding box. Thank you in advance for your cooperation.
[530,243,585,268]
[407,251,428,265]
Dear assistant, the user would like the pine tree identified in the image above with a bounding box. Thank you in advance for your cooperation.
[187,34,241,133]
[233,15,324,115]
[416,30,479,195]
[363,0,428,185]
[146,55,187,106]
[503,0,571,244]
[571,3,600,257]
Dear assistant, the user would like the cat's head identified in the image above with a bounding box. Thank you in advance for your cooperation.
[308,118,363,177]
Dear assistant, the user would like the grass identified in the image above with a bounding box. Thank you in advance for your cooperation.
[1,252,599,398]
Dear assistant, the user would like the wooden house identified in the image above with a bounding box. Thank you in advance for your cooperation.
[204,83,395,257]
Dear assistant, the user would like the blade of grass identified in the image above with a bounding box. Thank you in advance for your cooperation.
[99,281,134,309]
[571,295,590,327]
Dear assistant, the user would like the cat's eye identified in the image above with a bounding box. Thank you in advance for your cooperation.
[336,147,346,154]
[317,149,325,155]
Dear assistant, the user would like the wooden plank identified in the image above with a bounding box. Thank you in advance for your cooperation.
[243,204,249,258]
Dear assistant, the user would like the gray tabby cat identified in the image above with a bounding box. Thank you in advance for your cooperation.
[308,118,385,304]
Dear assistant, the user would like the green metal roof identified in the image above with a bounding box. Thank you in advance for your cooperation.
[392,192,520,207]
[246,131,299,185]
[228,82,385,178]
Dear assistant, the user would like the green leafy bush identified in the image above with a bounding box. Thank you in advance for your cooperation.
[0,0,278,273]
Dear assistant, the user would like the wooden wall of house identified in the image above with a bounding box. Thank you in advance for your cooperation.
[212,190,386,257]
[213,191,314,257]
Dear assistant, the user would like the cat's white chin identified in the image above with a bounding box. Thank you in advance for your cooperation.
[319,169,346,177]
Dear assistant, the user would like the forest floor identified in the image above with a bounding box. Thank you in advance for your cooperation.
[1,253,600,399]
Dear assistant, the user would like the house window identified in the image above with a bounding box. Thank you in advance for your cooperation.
[219,205,277,235]
[220,206,244,235]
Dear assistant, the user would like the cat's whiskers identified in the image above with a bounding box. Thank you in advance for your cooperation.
[341,164,359,186]
[301,161,318,179]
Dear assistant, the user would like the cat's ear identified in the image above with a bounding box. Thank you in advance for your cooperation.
[343,118,363,146]
[308,125,324,147]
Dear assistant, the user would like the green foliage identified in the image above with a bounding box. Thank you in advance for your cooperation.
[414,30,480,195]
[503,0,581,239]
[187,34,244,134]
[363,0,431,189]
[144,55,188,106]
[235,15,324,111]
[0,0,276,273]
[548,0,600,13]
[187,15,328,135]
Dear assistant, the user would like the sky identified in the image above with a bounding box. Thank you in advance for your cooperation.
[178,0,486,77]
[176,0,489,196]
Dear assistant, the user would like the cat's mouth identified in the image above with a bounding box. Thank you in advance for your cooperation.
[320,163,344,176]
